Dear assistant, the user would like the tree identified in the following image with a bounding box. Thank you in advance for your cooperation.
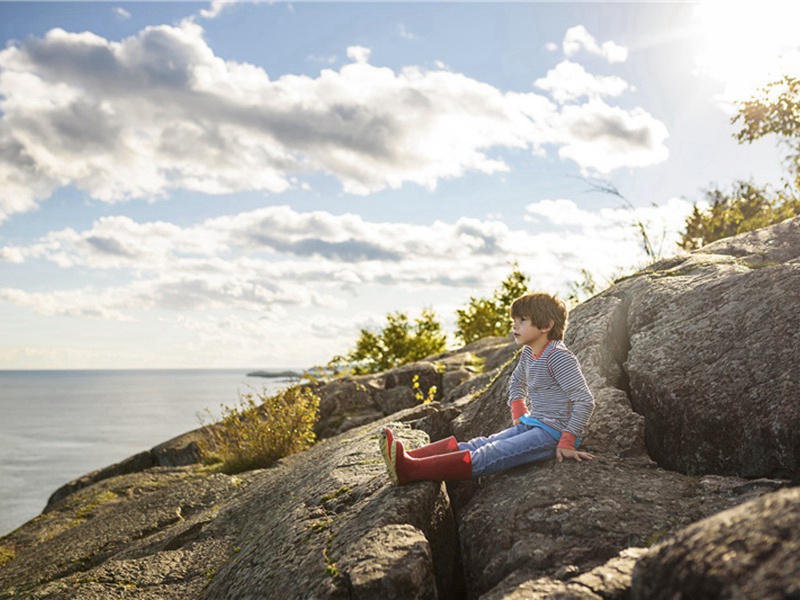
[678,180,799,251]
[455,264,529,344]
[678,77,800,251]
[734,75,800,191]
[343,308,447,375]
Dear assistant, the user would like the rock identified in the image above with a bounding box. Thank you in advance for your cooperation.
[441,368,472,398]
[201,420,459,599]
[375,386,419,415]
[483,547,648,600]
[314,378,380,439]
[622,217,800,477]
[631,486,800,600]
[445,369,497,403]
[448,218,799,596]
[1,467,247,599]
[337,524,437,599]
[45,429,207,510]
[456,455,776,597]
[384,362,442,402]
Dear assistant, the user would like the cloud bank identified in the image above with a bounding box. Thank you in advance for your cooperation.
[0,21,667,221]
[1,199,694,324]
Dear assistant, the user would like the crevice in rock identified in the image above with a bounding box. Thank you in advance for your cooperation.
[607,291,633,400]
[442,481,472,600]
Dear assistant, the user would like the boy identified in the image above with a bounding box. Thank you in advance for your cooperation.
[381,292,595,485]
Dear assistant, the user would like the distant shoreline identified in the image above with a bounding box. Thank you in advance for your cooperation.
[246,370,302,378]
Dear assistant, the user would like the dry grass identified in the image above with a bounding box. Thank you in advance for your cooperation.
[198,385,320,474]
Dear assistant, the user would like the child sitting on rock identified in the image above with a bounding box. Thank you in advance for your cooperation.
[380,292,595,485]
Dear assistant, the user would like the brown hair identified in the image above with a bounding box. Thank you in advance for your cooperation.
[509,293,568,340]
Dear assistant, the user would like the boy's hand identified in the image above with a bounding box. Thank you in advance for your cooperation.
[556,447,595,463]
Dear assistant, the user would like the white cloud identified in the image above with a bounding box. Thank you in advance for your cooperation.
[397,23,416,40]
[346,45,372,64]
[549,100,669,174]
[1,198,693,326]
[114,7,131,20]
[535,60,630,104]
[562,25,628,63]
[524,196,695,278]
[0,22,667,222]
[199,0,231,20]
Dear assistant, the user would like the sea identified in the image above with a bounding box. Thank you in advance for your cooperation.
[0,369,297,537]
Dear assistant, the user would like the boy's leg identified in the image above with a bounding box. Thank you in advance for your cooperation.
[458,423,529,453]
[468,426,557,478]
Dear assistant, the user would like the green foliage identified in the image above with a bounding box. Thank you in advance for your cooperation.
[412,374,437,404]
[455,264,529,344]
[678,180,800,250]
[734,76,800,190]
[678,77,800,250]
[334,308,447,375]
[198,385,320,474]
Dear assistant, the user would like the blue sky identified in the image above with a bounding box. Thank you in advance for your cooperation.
[0,1,797,370]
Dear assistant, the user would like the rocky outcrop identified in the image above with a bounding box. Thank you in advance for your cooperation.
[313,337,516,439]
[1,217,798,599]
[631,487,800,600]
[623,217,799,477]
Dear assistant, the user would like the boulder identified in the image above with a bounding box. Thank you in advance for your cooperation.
[383,362,442,402]
[201,416,460,599]
[314,378,381,438]
[623,216,800,477]
[631,486,800,600]
[375,386,419,415]
[441,368,473,398]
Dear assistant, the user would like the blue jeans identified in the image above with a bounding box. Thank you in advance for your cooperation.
[458,423,557,478]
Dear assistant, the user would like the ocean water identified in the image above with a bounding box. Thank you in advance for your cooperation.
[0,369,295,537]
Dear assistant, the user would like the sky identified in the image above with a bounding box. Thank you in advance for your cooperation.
[0,1,798,371]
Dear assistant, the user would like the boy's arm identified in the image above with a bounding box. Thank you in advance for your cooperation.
[508,348,530,423]
[548,350,595,450]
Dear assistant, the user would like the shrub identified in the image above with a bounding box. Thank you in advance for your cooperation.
[198,385,320,474]
[334,308,447,375]
[455,264,529,344]
[679,180,800,250]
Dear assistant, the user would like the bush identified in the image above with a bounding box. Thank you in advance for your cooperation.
[679,180,800,250]
[198,385,320,474]
[333,308,447,375]
[455,264,529,344]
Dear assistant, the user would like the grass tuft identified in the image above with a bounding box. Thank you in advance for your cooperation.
[198,385,320,475]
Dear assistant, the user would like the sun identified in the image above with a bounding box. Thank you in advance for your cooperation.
[693,1,800,105]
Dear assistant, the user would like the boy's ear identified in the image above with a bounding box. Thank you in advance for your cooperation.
[542,319,554,332]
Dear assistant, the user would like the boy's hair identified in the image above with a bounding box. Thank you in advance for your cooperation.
[510,293,568,340]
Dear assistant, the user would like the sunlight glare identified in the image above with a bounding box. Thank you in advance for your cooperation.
[694,1,800,105]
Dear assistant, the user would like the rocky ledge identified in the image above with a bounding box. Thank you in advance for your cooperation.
[1,217,798,599]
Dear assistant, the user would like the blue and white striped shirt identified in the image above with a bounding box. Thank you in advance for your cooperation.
[508,340,595,437]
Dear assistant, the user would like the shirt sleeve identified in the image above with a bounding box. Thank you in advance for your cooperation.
[547,349,595,437]
[507,347,530,407]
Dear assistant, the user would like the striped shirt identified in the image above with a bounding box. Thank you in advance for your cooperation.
[508,340,595,437]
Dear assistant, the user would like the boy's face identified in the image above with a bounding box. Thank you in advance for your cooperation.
[511,315,550,349]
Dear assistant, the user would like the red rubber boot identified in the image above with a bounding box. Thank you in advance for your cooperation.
[379,428,460,476]
[389,439,472,486]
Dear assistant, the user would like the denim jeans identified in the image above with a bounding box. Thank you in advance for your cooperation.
[458,423,557,478]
